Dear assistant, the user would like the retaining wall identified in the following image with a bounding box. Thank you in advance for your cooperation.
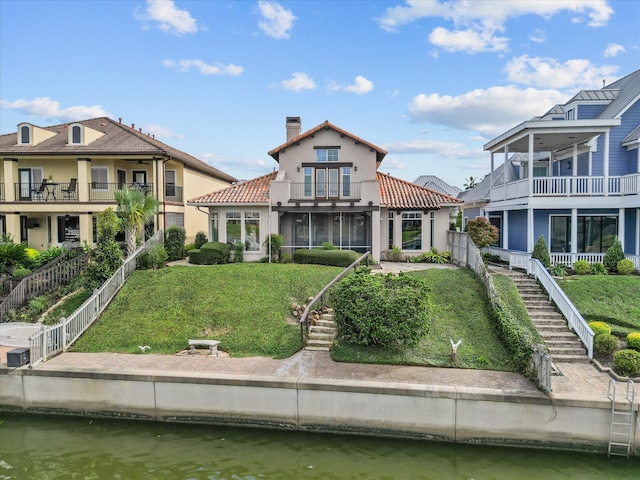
[1,367,637,455]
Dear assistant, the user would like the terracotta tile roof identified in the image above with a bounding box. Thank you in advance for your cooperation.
[378,172,462,210]
[268,120,387,163]
[188,171,277,204]
[0,117,237,183]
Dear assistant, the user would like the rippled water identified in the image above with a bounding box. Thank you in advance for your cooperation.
[0,413,638,479]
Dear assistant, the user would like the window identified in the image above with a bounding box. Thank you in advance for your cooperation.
[565,108,575,120]
[211,212,219,242]
[401,212,422,250]
[165,170,176,198]
[245,212,260,251]
[550,216,571,252]
[315,169,326,197]
[342,167,351,197]
[165,212,184,228]
[430,211,435,248]
[303,168,313,197]
[550,215,618,253]
[316,148,339,162]
[226,212,242,245]
[20,125,31,144]
[533,166,548,177]
[224,211,259,251]
[388,212,394,249]
[328,168,339,198]
[71,125,82,144]
[91,167,109,190]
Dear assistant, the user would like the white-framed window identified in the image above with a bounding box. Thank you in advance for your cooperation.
[533,166,548,177]
[70,124,83,145]
[19,125,31,145]
[225,211,260,251]
[401,212,422,250]
[165,212,184,228]
[165,170,176,197]
[316,148,339,162]
[303,168,313,197]
[226,211,242,245]
[342,167,351,197]
[388,212,394,249]
[91,166,109,190]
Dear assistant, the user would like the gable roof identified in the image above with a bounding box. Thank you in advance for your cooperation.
[413,175,461,197]
[268,120,387,163]
[0,117,237,183]
[188,171,461,210]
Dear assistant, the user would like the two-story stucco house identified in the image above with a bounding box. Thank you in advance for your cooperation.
[188,117,461,262]
[460,69,640,268]
[0,117,236,249]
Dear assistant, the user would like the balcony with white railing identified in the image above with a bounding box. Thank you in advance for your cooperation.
[490,173,640,202]
[289,182,361,201]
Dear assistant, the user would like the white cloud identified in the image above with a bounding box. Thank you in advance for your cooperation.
[280,72,316,92]
[145,124,184,139]
[200,152,270,175]
[378,156,406,170]
[529,29,546,43]
[0,97,111,122]
[329,76,374,95]
[407,85,569,138]
[257,0,296,39]
[504,55,619,89]
[163,59,244,76]
[377,1,613,53]
[134,0,198,36]
[604,43,625,58]
[383,139,484,160]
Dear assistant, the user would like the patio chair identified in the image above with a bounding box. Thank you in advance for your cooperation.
[31,180,47,200]
[62,178,77,199]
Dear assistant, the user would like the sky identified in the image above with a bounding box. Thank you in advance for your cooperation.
[1,0,639,190]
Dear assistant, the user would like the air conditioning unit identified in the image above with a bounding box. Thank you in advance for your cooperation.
[7,347,30,367]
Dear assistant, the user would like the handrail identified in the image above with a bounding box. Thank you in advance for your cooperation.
[298,251,370,345]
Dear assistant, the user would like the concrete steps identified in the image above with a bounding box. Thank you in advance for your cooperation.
[304,309,336,352]
[495,269,588,363]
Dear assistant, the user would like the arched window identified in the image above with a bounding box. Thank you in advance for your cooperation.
[71,125,82,144]
[20,125,31,144]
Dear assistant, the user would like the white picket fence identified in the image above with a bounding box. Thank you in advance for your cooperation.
[28,230,163,367]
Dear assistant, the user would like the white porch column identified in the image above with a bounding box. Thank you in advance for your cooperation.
[527,208,534,252]
[503,211,509,250]
[571,209,578,254]
[371,209,381,262]
[618,208,625,250]
[603,131,610,196]
[528,134,534,197]
[572,143,578,176]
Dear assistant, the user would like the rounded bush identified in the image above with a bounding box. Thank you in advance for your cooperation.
[617,259,635,275]
[573,260,591,275]
[588,321,611,336]
[594,334,618,355]
[626,332,640,351]
[613,349,640,377]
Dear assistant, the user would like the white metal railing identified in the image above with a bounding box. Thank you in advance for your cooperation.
[28,230,163,367]
[529,258,594,358]
[490,173,640,201]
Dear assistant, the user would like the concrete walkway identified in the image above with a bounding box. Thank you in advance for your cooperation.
[0,261,616,402]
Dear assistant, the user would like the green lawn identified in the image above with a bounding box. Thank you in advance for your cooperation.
[70,263,341,358]
[557,275,640,336]
[330,268,516,371]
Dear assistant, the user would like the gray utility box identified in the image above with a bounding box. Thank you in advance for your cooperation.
[7,347,30,367]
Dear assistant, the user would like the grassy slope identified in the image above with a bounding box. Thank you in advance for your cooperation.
[70,264,341,358]
[330,268,515,371]
[557,275,640,335]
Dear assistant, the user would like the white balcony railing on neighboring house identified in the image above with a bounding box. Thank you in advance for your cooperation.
[490,173,640,201]
[289,182,361,201]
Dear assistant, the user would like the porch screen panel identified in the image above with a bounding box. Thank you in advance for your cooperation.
[578,216,617,253]
[311,213,330,246]
[401,212,422,250]
[245,212,260,251]
[294,213,309,247]
[226,212,241,245]
[550,216,570,252]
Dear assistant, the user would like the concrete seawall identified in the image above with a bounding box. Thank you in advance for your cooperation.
[1,365,637,455]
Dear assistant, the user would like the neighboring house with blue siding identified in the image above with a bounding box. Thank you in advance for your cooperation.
[460,69,640,269]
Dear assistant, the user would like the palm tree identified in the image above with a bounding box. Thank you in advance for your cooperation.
[463,176,477,190]
[114,186,159,257]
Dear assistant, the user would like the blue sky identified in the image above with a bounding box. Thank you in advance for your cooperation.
[1,0,638,189]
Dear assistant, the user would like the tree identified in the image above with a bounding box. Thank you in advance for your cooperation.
[532,235,551,268]
[465,217,498,249]
[114,186,159,257]
[463,176,478,190]
[603,237,624,272]
[82,208,123,290]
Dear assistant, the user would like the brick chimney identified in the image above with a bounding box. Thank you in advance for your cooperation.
[286,117,301,141]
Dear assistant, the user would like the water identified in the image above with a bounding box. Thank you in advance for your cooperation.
[0,413,638,479]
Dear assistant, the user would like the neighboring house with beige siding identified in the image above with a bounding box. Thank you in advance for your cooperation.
[188,117,461,262]
[0,117,236,249]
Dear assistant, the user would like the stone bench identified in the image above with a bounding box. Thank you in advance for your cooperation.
[188,339,220,356]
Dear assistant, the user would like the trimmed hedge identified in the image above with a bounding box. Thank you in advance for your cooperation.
[490,274,544,372]
[294,248,360,267]
[188,242,230,265]
[594,333,618,355]
[588,321,611,336]
[614,349,640,377]
[626,332,640,351]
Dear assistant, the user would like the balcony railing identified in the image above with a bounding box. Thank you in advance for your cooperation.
[490,173,640,201]
[89,182,154,201]
[290,182,361,201]
[14,181,78,202]
[165,184,183,202]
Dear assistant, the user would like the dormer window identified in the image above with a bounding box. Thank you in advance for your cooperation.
[315,147,339,162]
[19,125,31,144]
[565,108,575,120]
[69,124,83,145]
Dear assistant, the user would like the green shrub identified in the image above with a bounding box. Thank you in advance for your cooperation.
[233,241,244,263]
[188,242,230,265]
[28,296,48,315]
[414,247,450,264]
[603,237,624,273]
[184,243,196,252]
[550,263,567,276]
[465,217,499,249]
[263,234,284,262]
[35,246,66,267]
[589,321,611,336]
[294,248,360,267]
[164,226,186,261]
[331,270,431,350]
[573,260,591,275]
[136,244,167,270]
[381,245,404,262]
[490,274,543,372]
[280,253,292,264]
[531,235,551,268]
[12,267,32,278]
[613,349,640,376]
[194,231,208,249]
[626,332,640,351]
[0,242,28,269]
[321,242,337,250]
[82,208,123,291]
[617,259,635,275]
[591,262,608,275]
[594,333,619,355]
